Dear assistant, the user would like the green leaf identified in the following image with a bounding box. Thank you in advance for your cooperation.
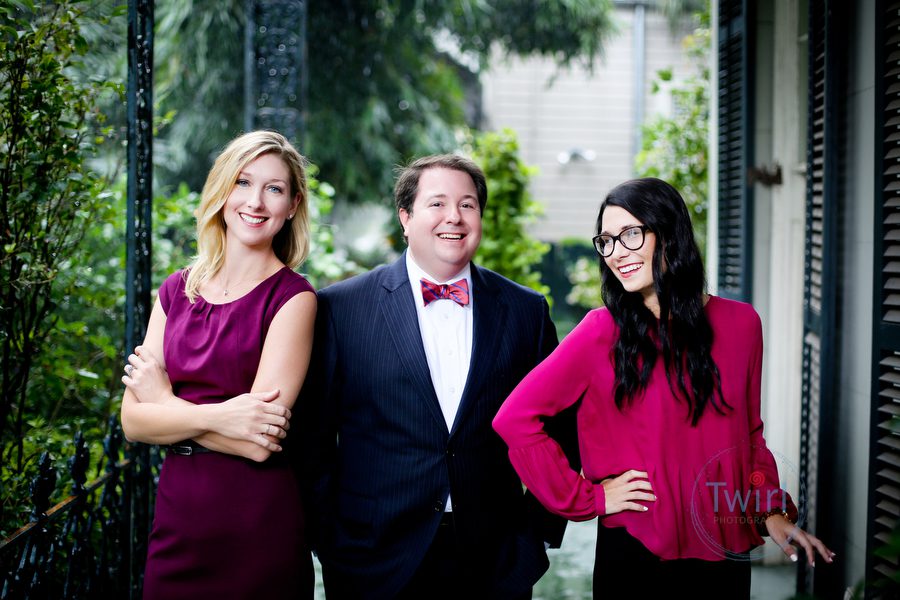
[11,0,35,13]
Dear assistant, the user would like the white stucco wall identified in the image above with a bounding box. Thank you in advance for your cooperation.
[838,0,875,588]
[749,0,808,568]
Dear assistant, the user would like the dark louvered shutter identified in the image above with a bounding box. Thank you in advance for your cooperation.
[869,1,900,595]
[799,0,842,595]
[717,0,754,301]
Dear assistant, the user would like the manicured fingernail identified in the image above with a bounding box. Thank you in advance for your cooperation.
[643,506,648,511]
[790,554,798,563]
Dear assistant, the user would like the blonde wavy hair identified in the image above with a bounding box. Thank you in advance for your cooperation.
[183,130,310,303]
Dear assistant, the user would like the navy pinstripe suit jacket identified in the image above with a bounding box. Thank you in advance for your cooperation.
[300,254,575,599]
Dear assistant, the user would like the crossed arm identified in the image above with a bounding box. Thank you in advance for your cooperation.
[119,292,316,462]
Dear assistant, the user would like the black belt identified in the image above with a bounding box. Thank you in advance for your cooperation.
[165,441,212,456]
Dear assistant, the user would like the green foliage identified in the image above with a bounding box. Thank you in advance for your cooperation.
[635,10,710,256]
[1,417,107,537]
[450,0,616,69]
[655,0,710,31]
[31,180,197,425]
[0,1,118,469]
[301,166,362,289]
[566,255,603,310]
[0,0,614,534]
[1,163,357,530]
[147,0,615,208]
[470,129,551,301]
[1,179,195,533]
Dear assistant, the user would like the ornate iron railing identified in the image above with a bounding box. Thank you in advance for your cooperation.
[0,418,161,599]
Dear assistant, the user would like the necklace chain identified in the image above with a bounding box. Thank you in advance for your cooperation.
[222,277,265,297]
[222,277,255,297]
[220,264,280,297]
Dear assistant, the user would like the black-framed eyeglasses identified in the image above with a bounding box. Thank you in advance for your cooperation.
[592,225,650,257]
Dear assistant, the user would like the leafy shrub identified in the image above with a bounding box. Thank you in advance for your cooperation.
[634,12,710,256]
[470,129,551,302]
[303,167,362,289]
[0,1,118,471]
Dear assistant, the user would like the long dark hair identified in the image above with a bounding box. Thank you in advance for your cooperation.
[598,177,727,426]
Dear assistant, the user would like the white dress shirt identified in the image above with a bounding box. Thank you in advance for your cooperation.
[406,252,473,511]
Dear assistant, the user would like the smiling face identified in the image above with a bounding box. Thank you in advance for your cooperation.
[222,152,299,252]
[398,167,483,281]
[601,205,658,308]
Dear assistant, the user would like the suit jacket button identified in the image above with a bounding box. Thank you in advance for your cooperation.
[434,500,444,512]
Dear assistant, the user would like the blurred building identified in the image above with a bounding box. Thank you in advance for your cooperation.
[480,2,695,243]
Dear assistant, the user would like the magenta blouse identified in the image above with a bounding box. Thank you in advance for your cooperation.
[493,296,792,561]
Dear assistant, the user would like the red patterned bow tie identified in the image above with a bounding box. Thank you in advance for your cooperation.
[420,278,470,307]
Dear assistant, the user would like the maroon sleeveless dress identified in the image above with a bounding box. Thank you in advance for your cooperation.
[142,267,314,600]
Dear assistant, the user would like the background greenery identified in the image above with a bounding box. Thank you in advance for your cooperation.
[566,7,710,313]
[1,1,121,527]
[149,0,616,203]
[1,6,728,577]
[0,0,618,533]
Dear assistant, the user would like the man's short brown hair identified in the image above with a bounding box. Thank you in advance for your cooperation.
[393,154,488,217]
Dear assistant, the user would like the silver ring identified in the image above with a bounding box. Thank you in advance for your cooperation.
[124,364,134,377]
[266,424,272,436]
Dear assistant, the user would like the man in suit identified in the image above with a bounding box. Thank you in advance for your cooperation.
[302,154,574,599]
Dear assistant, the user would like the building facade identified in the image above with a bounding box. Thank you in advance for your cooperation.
[710,0,897,597]
[481,3,695,243]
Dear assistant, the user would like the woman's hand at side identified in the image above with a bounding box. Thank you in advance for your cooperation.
[765,514,836,567]
[601,470,656,514]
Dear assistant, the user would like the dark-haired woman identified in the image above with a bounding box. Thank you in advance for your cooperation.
[493,178,833,598]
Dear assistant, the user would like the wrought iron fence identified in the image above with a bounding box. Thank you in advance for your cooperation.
[0,417,160,600]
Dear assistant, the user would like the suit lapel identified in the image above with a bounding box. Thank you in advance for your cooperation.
[379,255,448,432]
[451,263,507,436]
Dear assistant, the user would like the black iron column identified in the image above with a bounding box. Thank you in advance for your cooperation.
[125,0,154,597]
[244,0,307,144]
[126,3,153,350]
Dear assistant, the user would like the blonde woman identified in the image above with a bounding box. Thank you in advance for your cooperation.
[120,130,316,599]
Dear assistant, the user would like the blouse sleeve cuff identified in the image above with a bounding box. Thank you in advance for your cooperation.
[750,490,799,537]
[593,481,606,517]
